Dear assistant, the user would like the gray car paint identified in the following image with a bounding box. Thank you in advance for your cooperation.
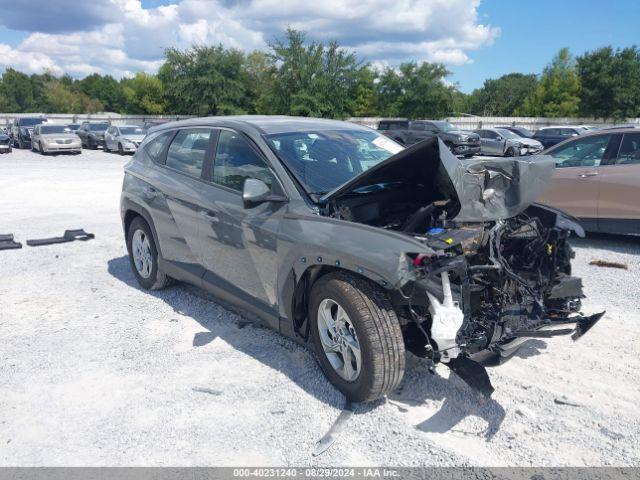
[122,117,441,339]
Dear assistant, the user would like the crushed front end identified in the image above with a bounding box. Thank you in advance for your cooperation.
[319,138,604,396]
[402,203,603,396]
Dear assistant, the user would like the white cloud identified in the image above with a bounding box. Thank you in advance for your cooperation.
[0,0,499,78]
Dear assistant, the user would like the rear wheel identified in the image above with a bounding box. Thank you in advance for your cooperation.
[309,272,405,402]
[126,216,171,290]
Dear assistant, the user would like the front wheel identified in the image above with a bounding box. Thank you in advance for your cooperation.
[309,272,405,402]
[118,143,125,155]
[126,217,171,290]
[505,147,516,157]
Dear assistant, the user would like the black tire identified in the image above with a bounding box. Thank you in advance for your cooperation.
[126,216,172,290]
[39,142,47,155]
[104,142,111,152]
[118,143,125,155]
[89,137,97,150]
[309,272,405,402]
[505,147,515,157]
[18,138,24,149]
[445,142,455,153]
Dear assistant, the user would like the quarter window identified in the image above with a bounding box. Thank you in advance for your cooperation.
[144,131,175,164]
[549,134,612,168]
[213,130,273,191]
[615,133,640,165]
[165,128,211,178]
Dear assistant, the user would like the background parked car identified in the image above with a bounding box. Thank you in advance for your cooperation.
[105,125,146,154]
[66,123,81,133]
[532,126,585,148]
[142,119,171,132]
[12,117,48,149]
[474,128,544,156]
[377,119,480,156]
[0,131,12,153]
[31,124,81,155]
[538,128,640,235]
[76,121,109,149]
[495,126,534,138]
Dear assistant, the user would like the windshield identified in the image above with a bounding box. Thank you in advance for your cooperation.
[432,121,456,132]
[265,129,405,194]
[41,125,69,134]
[120,126,144,135]
[20,118,45,127]
[495,128,521,139]
[89,123,109,131]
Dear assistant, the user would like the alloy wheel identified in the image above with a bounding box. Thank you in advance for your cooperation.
[131,229,153,279]
[316,298,362,381]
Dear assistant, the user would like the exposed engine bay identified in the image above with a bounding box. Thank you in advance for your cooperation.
[319,138,604,396]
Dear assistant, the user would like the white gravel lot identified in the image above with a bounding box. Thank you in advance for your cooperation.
[1,148,639,467]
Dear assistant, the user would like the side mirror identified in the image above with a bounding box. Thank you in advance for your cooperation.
[495,136,503,141]
[242,178,288,209]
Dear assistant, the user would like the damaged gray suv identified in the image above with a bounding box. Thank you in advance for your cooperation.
[120,116,603,402]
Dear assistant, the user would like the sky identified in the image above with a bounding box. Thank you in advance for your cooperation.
[0,0,637,92]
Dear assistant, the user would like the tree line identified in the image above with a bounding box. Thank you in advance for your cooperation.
[1,29,639,121]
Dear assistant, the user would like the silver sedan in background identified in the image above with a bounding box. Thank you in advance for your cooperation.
[31,124,81,155]
[105,125,146,155]
[475,127,544,156]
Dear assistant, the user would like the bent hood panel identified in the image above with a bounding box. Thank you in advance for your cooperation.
[321,137,556,222]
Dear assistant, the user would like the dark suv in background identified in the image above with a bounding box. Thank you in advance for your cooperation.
[12,117,47,149]
[532,126,586,148]
[76,121,110,149]
[377,119,480,156]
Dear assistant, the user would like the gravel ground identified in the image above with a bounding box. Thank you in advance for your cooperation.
[1,148,639,466]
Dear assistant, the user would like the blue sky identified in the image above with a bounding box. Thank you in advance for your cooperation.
[0,0,637,92]
[453,0,640,91]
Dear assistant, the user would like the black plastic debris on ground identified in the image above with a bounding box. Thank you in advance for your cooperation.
[26,229,95,247]
[0,234,22,250]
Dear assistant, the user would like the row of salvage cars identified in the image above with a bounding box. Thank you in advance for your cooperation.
[120,116,621,402]
[3,116,149,155]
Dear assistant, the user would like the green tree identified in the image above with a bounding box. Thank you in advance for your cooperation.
[263,28,363,118]
[395,62,455,119]
[159,45,248,115]
[519,48,581,117]
[468,73,538,116]
[352,66,378,117]
[77,74,126,112]
[121,73,166,114]
[577,46,640,120]
[0,69,35,111]
[375,68,403,117]
[42,81,104,113]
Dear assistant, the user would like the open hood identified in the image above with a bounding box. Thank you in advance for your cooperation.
[320,137,556,222]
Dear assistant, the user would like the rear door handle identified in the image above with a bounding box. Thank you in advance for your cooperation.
[144,186,160,197]
[578,172,599,178]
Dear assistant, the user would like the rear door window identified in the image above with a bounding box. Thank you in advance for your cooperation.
[165,128,212,178]
[549,134,612,168]
[615,133,640,165]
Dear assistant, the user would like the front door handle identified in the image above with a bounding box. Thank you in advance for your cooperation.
[578,172,599,178]
[199,209,217,219]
